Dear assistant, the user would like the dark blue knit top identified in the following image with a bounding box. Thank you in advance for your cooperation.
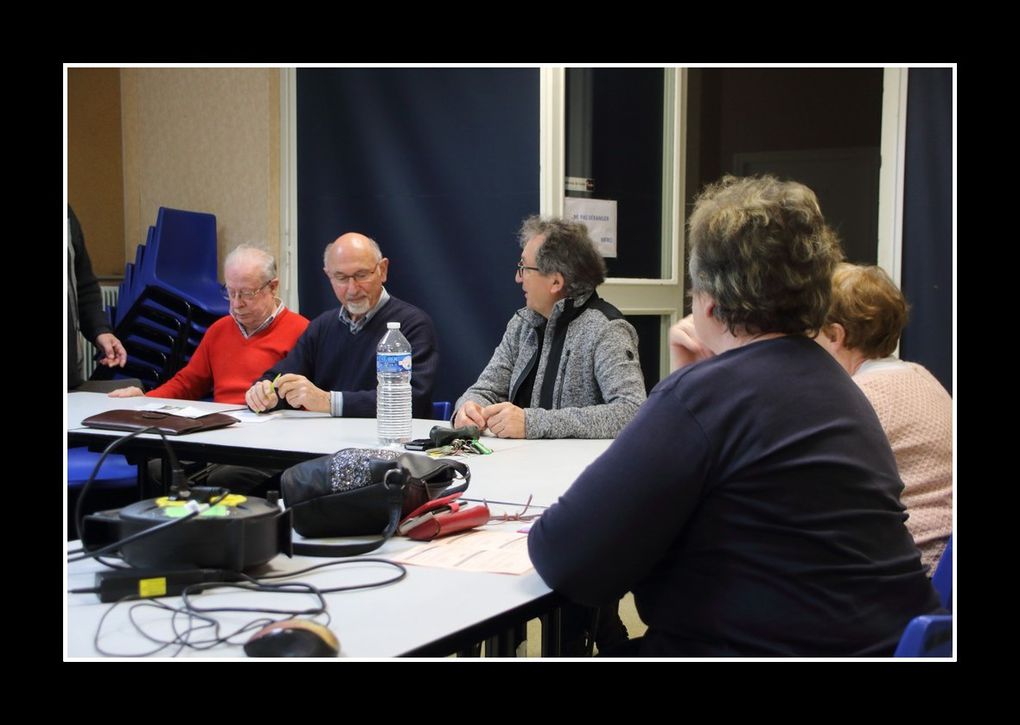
[260,295,439,418]
[529,336,941,656]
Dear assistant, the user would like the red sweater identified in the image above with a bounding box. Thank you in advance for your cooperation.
[147,308,309,404]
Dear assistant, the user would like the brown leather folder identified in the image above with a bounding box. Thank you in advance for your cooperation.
[81,409,238,435]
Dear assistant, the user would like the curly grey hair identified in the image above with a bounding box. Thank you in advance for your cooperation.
[519,216,607,298]
[687,175,843,337]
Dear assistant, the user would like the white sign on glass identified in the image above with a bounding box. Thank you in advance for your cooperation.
[565,197,617,258]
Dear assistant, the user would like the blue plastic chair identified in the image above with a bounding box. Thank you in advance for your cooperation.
[67,447,139,539]
[100,208,236,390]
[432,401,452,421]
[932,535,952,611]
[142,207,227,315]
[114,227,155,327]
[894,615,952,657]
[68,447,137,490]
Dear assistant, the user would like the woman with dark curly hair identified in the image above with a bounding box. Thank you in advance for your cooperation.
[528,176,941,656]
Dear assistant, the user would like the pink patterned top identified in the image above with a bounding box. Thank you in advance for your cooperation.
[855,359,952,573]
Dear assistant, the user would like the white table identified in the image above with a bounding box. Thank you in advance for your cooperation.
[66,532,557,658]
[65,393,614,658]
[67,392,611,507]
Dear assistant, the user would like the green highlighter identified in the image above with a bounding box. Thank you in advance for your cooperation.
[256,373,282,414]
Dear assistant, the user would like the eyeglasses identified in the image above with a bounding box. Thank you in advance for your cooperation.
[328,262,379,286]
[516,261,541,275]
[221,281,271,301]
[485,494,543,523]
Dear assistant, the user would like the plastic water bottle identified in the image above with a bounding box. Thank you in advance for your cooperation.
[377,321,413,445]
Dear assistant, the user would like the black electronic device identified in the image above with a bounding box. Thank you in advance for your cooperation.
[92,568,246,602]
[429,425,480,448]
[82,492,293,571]
[403,439,431,451]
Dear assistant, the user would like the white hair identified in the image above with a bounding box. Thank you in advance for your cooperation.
[225,244,277,283]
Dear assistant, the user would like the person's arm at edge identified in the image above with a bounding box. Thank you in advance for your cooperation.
[70,210,113,344]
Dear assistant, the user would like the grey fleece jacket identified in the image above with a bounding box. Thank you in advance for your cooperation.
[455,291,647,438]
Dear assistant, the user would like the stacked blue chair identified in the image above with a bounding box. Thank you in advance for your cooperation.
[89,207,229,390]
[146,207,225,311]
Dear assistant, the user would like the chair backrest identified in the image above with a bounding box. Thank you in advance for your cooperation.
[932,535,952,611]
[140,208,229,315]
[68,447,138,540]
[432,401,452,421]
[67,447,138,489]
[894,614,952,657]
[151,207,219,285]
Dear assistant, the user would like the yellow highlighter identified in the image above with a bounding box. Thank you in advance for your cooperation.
[256,373,282,414]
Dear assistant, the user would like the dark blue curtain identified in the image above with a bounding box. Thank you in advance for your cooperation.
[297,69,540,404]
[899,68,953,394]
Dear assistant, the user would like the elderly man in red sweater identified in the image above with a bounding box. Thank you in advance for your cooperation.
[109,244,309,490]
[110,244,308,403]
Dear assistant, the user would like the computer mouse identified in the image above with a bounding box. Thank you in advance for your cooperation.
[243,619,340,657]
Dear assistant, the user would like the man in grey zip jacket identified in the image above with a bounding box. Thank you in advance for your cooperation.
[454,216,646,439]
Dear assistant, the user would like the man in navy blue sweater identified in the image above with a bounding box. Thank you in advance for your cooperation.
[245,233,438,418]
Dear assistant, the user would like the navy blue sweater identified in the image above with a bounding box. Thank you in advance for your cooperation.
[260,296,438,418]
[529,336,941,656]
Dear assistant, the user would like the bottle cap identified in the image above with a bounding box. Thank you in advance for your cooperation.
[387,322,400,329]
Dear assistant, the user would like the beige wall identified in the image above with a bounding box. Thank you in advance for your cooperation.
[121,68,280,285]
[67,68,126,278]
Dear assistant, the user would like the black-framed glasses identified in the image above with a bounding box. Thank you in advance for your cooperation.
[327,262,380,286]
[516,261,541,275]
[221,281,272,301]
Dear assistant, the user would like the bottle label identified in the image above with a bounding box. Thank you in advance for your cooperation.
[377,353,412,374]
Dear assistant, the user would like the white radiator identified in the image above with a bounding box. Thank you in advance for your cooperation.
[80,284,120,379]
